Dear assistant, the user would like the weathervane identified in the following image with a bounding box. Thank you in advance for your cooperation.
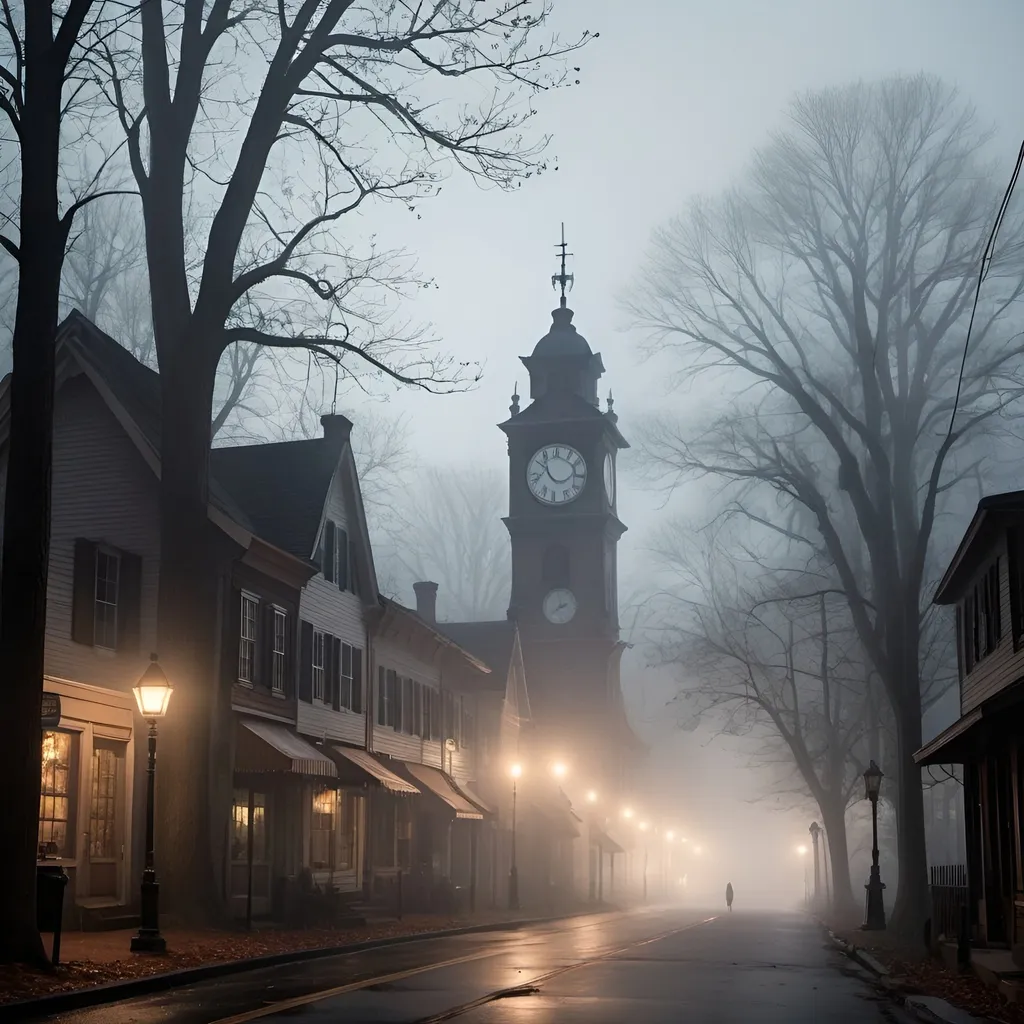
[551,223,574,307]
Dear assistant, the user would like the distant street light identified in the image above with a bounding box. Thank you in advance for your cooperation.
[509,763,522,911]
[586,790,598,804]
[622,807,634,820]
[551,762,567,779]
[130,655,173,954]
[862,761,887,931]
[666,830,675,841]
[797,845,808,856]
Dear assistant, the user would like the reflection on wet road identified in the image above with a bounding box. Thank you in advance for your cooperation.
[47,908,911,1024]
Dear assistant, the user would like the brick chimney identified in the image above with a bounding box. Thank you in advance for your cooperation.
[413,581,438,624]
[320,413,353,451]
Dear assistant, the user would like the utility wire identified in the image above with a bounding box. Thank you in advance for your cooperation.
[947,135,1024,438]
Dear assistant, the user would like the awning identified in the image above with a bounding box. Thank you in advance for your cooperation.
[333,746,419,794]
[403,762,483,819]
[236,719,336,777]
[593,829,625,855]
[914,708,983,766]
[452,779,493,815]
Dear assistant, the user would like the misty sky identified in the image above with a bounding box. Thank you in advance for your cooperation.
[337,0,1023,893]
[354,0,1023,605]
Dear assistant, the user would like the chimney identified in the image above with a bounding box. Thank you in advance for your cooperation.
[413,581,438,624]
[320,413,353,451]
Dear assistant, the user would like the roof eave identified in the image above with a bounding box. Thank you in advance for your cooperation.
[375,598,492,674]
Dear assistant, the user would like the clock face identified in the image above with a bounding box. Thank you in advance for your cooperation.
[527,445,587,505]
[543,588,578,624]
[604,453,615,505]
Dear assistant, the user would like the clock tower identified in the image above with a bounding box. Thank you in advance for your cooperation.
[498,230,632,793]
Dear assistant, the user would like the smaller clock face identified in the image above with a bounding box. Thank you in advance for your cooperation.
[604,453,615,505]
[527,445,587,505]
[543,588,577,624]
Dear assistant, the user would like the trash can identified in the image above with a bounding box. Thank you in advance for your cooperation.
[36,865,69,966]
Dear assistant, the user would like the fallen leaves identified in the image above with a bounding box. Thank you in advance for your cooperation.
[0,914,501,1006]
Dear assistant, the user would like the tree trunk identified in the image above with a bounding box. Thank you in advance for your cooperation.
[0,10,68,967]
[152,346,227,925]
[821,799,856,914]
[888,691,930,943]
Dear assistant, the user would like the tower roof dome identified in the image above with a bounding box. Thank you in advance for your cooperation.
[531,305,592,357]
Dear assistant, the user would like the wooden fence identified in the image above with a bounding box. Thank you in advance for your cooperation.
[929,863,968,941]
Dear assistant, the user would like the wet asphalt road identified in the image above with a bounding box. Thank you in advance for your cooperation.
[44,907,911,1024]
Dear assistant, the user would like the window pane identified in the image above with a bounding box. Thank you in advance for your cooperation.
[39,731,75,858]
[94,551,119,649]
[312,631,325,702]
[239,594,258,682]
[311,787,336,870]
[89,746,120,859]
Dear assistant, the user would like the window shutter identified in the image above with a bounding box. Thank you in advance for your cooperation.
[337,529,349,591]
[352,648,363,714]
[323,521,336,583]
[333,637,343,710]
[71,539,97,645]
[324,632,336,706]
[299,620,313,702]
[377,665,386,725]
[226,585,242,683]
[348,537,358,596]
[117,550,142,652]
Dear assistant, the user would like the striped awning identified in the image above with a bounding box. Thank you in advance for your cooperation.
[452,779,493,815]
[236,719,336,777]
[403,762,483,819]
[333,746,419,794]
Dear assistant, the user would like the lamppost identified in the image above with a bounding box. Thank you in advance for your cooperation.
[509,763,522,911]
[862,760,887,931]
[809,822,822,909]
[130,655,173,953]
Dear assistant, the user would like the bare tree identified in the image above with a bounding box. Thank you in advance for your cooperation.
[628,75,1024,938]
[648,520,868,911]
[96,0,589,921]
[387,465,511,621]
[0,0,135,965]
[61,194,270,439]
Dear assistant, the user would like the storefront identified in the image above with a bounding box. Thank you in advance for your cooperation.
[36,677,138,928]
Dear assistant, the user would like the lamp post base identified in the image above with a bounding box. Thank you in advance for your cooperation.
[131,876,166,953]
[130,929,167,954]
[508,866,519,911]
[862,868,887,931]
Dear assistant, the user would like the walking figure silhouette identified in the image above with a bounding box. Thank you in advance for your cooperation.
[725,882,734,911]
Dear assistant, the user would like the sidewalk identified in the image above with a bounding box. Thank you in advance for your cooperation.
[822,911,1024,1024]
[0,907,602,1007]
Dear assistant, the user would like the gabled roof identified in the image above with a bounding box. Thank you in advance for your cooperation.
[934,490,1024,604]
[210,439,335,561]
[441,619,517,691]
[376,597,492,676]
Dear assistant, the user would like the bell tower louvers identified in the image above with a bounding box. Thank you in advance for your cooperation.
[497,228,630,784]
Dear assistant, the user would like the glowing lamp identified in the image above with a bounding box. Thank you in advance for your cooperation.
[133,655,173,719]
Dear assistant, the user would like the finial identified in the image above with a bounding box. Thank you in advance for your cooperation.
[550,222,574,308]
[606,389,618,423]
[510,382,520,416]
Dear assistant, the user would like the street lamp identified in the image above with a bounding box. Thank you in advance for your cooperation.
[551,761,567,780]
[862,760,887,931]
[808,822,822,909]
[130,655,173,954]
[586,790,598,804]
[622,807,634,820]
[509,763,522,911]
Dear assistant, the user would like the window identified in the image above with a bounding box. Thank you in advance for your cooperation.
[339,643,353,709]
[322,521,336,584]
[230,789,266,863]
[239,593,259,683]
[94,549,120,649]
[337,528,350,591]
[390,670,401,730]
[311,630,326,702]
[420,684,431,739]
[336,791,363,871]
[272,609,287,694]
[310,786,337,870]
[542,544,570,587]
[89,743,123,860]
[963,560,1002,672]
[378,667,398,728]
[414,683,423,738]
[39,730,76,859]
[430,689,442,741]
[402,677,415,734]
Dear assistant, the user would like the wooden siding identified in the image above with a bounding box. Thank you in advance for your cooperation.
[960,531,1024,714]
[296,467,369,743]
[37,374,161,694]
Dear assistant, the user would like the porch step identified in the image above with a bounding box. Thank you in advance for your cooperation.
[77,905,140,932]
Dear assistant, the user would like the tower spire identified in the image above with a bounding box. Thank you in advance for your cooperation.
[551,222,574,308]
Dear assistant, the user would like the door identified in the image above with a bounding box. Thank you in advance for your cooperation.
[88,740,126,899]
[230,787,271,918]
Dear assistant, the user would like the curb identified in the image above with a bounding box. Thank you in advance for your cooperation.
[817,920,985,1024]
[0,908,611,1022]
